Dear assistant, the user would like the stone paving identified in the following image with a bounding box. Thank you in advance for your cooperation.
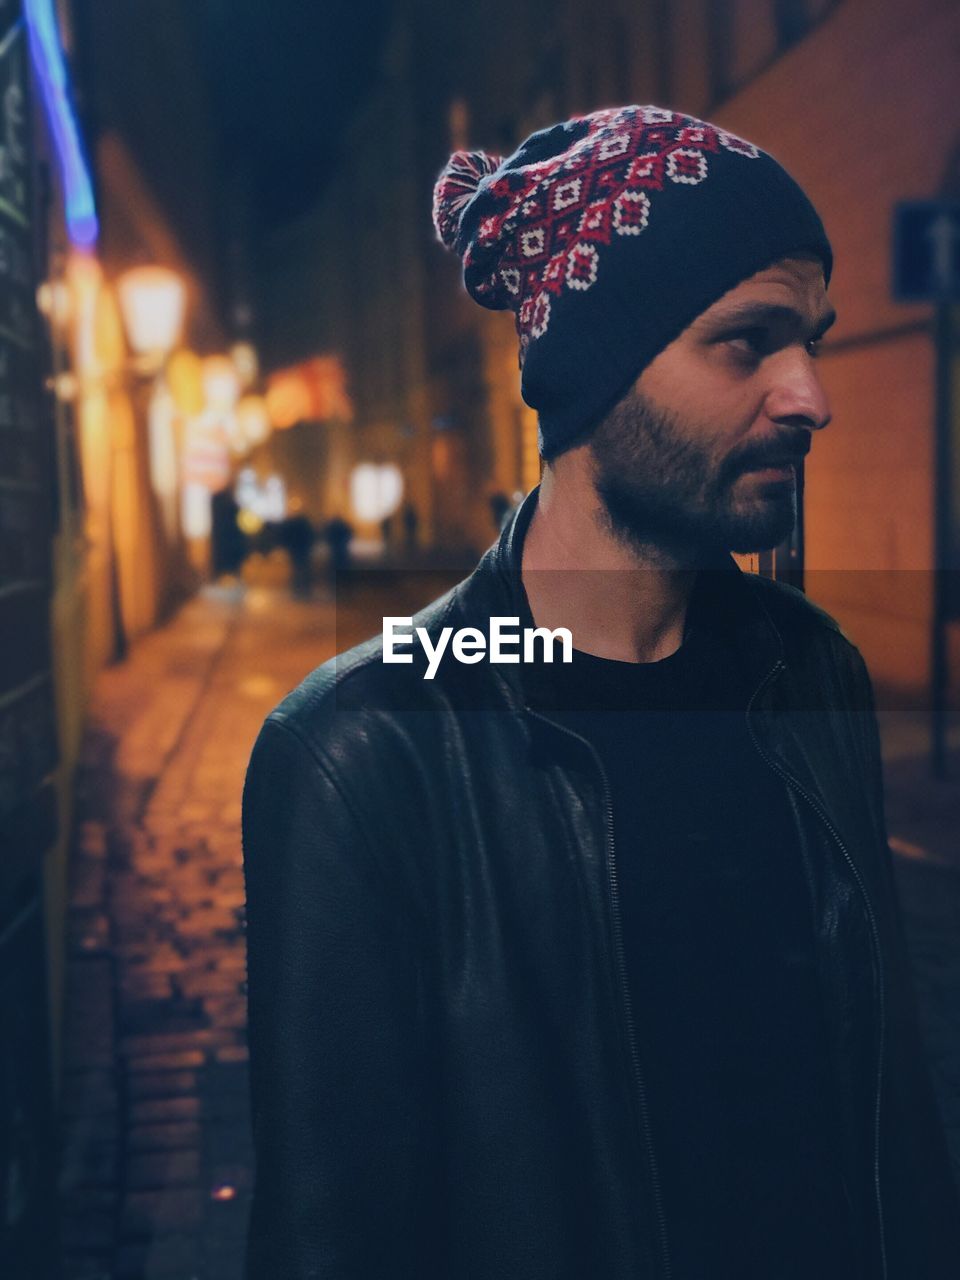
[57,568,960,1276]
[57,568,458,1279]
[59,584,267,1280]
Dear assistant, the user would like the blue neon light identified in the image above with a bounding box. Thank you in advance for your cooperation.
[24,0,98,247]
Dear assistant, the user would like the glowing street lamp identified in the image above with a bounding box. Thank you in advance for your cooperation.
[350,462,404,524]
[36,278,72,328]
[116,265,187,363]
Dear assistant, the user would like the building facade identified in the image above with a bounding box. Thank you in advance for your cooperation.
[2,3,231,1271]
[256,0,959,695]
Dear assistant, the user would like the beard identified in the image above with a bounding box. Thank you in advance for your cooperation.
[588,384,800,560]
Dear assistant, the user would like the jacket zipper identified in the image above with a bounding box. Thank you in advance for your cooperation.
[745,659,887,1280]
[527,709,672,1280]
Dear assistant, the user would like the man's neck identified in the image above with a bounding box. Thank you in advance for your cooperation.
[520,469,699,664]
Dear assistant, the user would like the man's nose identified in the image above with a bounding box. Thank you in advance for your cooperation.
[765,352,832,432]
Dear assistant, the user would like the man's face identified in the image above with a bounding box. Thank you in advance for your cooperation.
[588,256,835,557]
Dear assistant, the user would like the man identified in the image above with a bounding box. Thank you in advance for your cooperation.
[242,107,959,1278]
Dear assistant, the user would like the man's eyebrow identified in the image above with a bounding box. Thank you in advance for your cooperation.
[704,301,837,337]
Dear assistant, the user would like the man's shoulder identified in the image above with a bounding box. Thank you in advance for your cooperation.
[741,571,874,705]
[261,577,471,761]
[743,570,848,642]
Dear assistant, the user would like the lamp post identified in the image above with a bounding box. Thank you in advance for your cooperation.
[116,264,191,607]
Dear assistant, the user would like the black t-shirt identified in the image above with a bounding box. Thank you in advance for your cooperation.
[540,598,861,1279]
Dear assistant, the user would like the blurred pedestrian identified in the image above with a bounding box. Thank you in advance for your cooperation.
[321,514,353,582]
[210,488,248,577]
[380,513,394,554]
[278,513,315,597]
[402,502,419,551]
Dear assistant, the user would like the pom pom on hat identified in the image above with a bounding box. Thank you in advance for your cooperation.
[432,149,503,251]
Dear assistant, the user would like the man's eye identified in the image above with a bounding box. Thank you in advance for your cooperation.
[805,337,823,358]
[726,329,768,357]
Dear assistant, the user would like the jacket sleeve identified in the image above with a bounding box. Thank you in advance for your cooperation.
[849,648,960,1276]
[241,715,441,1279]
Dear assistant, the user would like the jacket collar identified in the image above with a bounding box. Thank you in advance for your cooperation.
[455,483,787,716]
[456,487,883,941]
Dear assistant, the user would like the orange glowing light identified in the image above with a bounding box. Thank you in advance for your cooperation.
[167,350,205,416]
[148,383,179,501]
[237,509,263,536]
[265,372,313,430]
[36,279,72,326]
[311,354,353,422]
[77,387,111,508]
[265,354,353,427]
[65,254,116,377]
[50,371,78,402]
[237,394,271,447]
[432,434,450,481]
[92,286,127,374]
[67,250,102,297]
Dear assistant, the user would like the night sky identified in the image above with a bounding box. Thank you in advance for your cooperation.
[184,0,392,229]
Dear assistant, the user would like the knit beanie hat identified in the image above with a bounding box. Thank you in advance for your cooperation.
[432,105,832,460]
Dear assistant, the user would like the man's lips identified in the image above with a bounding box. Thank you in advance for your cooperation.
[743,452,806,474]
[726,442,809,483]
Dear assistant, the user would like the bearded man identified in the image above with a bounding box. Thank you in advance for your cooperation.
[242,106,959,1279]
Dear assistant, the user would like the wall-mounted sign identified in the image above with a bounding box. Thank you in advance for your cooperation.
[181,410,230,492]
[23,0,98,246]
[893,201,960,302]
[266,353,353,428]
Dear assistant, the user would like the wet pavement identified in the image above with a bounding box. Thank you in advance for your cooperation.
[58,568,960,1277]
[57,567,457,1279]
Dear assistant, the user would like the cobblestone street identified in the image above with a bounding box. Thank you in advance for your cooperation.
[57,572,960,1278]
[57,568,458,1279]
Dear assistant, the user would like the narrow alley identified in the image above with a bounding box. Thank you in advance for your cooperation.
[57,570,457,1278]
[56,574,960,1279]
[5,3,959,1277]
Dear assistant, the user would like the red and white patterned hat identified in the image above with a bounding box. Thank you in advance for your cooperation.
[433,105,831,459]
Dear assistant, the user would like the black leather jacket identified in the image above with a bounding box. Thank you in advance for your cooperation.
[242,486,959,1279]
